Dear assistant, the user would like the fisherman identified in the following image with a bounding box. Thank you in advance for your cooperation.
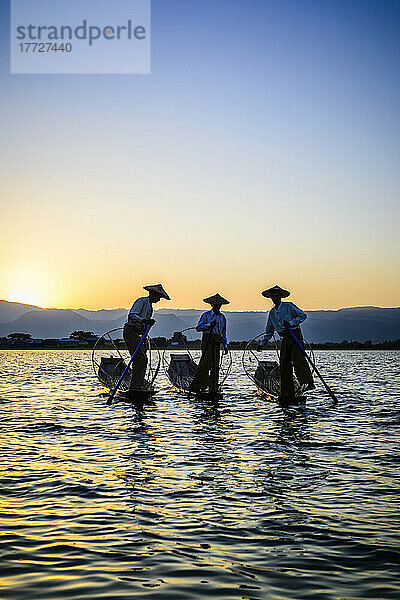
[258,285,315,400]
[189,293,229,395]
[124,284,170,390]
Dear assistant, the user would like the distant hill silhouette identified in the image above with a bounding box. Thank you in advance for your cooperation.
[74,308,127,321]
[0,300,399,343]
[0,300,43,323]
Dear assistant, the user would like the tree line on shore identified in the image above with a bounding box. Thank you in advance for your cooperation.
[0,331,399,350]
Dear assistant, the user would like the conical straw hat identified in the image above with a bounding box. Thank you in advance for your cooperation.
[203,293,230,305]
[261,284,290,298]
[143,284,171,300]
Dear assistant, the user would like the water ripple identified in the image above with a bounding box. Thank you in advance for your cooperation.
[0,350,399,599]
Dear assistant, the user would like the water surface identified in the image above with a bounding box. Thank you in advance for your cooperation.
[1,350,399,599]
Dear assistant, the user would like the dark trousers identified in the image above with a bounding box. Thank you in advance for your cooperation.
[123,324,147,389]
[280,328,314,398]
[190,333,221,393]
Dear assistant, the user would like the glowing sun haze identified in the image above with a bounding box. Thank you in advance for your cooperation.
[0,1,399,311]
[3,270,45,307]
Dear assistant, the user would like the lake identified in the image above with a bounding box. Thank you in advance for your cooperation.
[0,350,399,599]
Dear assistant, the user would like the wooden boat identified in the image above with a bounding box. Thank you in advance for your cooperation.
[254,359,306,406]
[163,328,232,398]
[167,353,224,400]
[98,356,155,401]
[92,328,160,402]
[167,353,222,398]
[98,356,128,389]
[243,335,307,406]
[167,353,198,392]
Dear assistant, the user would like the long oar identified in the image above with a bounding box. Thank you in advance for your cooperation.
[107,323,152,406]
[287,327,338,405]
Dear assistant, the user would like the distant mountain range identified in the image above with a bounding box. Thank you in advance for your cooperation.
[0,300,399,343]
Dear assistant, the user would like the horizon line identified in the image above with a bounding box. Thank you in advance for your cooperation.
[1,298,399,313]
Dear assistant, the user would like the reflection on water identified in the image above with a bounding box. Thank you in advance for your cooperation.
[0,350,399,599]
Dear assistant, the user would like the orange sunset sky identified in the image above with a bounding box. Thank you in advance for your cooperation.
[1,2,399,312]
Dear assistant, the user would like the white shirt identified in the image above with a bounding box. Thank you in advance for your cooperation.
[126,296,153,327]
[263,301,307,343]
[196,310,228,349]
